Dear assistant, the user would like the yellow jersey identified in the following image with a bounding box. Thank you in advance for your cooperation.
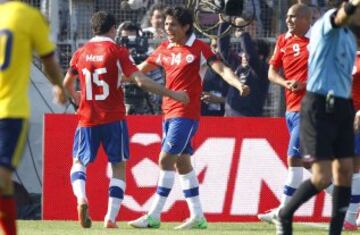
[0,1,55,118]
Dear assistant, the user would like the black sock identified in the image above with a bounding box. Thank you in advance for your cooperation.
[280,179,320,219]
[329,186,351,235]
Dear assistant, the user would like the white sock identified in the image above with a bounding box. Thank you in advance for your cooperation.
[280,167,303,208]
[70,163,87,204]
[105,178,126,223]
[179,170,203,219]
[346,173,360,223]
[148,170,175,220]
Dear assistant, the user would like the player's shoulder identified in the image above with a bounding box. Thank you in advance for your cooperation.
[157,40,169,49]
[5,1,43,19]
[275,33,288,44]
[193,38,207,45]
[193,38,211,51]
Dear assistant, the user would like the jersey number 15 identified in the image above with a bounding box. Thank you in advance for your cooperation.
[82,68,109,101]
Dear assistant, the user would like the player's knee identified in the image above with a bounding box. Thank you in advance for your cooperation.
[0,168,14,195]
[158,156,176,171]
[311,174,332,190]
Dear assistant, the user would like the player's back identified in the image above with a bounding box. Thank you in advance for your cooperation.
[72,38,137,126]
[0,2,55,119]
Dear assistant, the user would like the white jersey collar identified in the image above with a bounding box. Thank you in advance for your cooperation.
[89,35,116,44]
[167,33,196,48]
[284,29,311,39]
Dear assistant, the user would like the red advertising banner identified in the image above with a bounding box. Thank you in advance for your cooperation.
[43,114,330,222]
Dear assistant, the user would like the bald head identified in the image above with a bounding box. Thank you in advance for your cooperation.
[291,4,312,19]
[286,3,312,36]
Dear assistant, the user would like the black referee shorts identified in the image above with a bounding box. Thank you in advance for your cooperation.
[300,92,355,160]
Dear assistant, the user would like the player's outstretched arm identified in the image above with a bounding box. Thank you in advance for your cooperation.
[130,71,189,104]
[41,55,67,105]
[201,92,225,104]
[209,61,250,96]
[137,60,159,73]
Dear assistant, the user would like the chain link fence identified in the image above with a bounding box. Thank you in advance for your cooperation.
[23,0,299,117]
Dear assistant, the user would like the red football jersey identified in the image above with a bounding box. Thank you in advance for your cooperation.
[352,52,360,111]
[270,32,309,112]
[69,36,138,127]
[146,34,216,120]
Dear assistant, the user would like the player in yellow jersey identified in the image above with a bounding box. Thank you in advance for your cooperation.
[0,1,66,234]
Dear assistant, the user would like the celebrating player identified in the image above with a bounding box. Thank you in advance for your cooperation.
[64,11,188,229]
[128,6,249,230]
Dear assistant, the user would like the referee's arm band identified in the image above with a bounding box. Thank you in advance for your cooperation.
[344,2,357,15]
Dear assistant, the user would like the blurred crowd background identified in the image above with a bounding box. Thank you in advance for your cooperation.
[22,0,328,117]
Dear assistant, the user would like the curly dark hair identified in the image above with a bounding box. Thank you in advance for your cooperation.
[164,6,193,36]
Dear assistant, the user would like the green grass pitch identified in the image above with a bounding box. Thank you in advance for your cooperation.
[17,221,359,235]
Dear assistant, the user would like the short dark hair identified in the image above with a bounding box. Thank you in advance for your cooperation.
[164,6,193,36]
[118,21,142,36]
[91,11,116,35]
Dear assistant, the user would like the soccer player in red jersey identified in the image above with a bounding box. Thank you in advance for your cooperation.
[258,3,312,223]
[63,11,189,229]
[128,6,249,230]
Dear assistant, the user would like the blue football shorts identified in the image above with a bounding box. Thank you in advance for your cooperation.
[285,111,301,158]
[355,131,360,156]
[73,120,129,166]
[161,118,199,155]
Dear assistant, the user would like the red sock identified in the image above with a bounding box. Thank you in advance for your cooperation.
[0,196,17,235]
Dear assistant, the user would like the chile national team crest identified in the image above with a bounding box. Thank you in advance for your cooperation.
[186,54,195,63]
